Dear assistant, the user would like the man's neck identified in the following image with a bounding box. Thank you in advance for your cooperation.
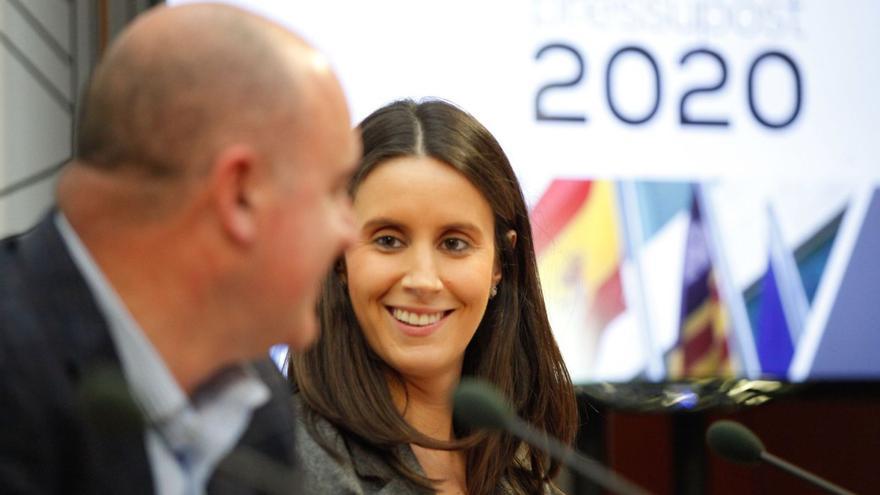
[56,162,257,396]
[71,214,237,395]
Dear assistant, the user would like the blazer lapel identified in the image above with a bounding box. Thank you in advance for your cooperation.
[346,440,430,495]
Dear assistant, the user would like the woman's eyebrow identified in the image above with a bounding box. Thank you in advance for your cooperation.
[441,222,483,236]
[361,217,405,232]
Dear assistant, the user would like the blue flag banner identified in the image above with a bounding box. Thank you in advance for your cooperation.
[756,263,795,376]
[756,204,809,377]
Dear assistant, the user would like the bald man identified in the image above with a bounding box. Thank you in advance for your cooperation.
[0,3,358,494]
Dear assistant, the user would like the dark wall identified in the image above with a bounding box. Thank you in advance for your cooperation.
[571,388,880,494]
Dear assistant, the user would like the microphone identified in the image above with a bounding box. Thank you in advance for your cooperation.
[78,364,145,436]
[453,378,653,495]
[78,364,301,495]
[706,420,857,495]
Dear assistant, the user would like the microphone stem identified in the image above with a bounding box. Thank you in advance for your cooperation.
[216,447,302,495]
[760,452,857,495]
[507,416,652,495]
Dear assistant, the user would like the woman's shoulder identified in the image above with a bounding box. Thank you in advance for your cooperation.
[292,395,346,453]
[292,395,364,494]
[292,395,430,495]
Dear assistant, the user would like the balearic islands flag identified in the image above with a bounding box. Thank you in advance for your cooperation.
[666,197,733,379]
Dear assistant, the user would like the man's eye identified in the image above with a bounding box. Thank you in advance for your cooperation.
[442,238,470,252]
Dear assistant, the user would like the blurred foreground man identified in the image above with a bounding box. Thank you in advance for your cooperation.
[0,3,359,493]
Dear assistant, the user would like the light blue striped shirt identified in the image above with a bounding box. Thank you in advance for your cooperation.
[56,213,270,494]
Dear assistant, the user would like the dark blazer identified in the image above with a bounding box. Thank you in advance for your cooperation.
[0,214,298,494]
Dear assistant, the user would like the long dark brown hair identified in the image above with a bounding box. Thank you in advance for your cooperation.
[291,99,577,494]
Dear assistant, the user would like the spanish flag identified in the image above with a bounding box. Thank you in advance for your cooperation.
[666,197,733,379]
[531,180,626,376]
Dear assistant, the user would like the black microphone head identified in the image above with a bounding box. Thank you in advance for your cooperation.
[78,364,145,436]
[452,378,512,431]
[706,420,765,464]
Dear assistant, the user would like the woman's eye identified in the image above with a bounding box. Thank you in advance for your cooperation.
[442,238,470,252]
[374,235,402,249]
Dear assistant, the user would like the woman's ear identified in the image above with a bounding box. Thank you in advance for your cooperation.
[335,258,348,285]
[492,230,517,285]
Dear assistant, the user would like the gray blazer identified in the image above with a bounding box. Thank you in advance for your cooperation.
[294,399,430,494]
[292,397,560,494]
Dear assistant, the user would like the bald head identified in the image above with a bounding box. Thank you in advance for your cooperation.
[51,3,359,387]
[76,3,323,179]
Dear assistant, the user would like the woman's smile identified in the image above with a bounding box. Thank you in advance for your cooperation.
[386,306,454,336]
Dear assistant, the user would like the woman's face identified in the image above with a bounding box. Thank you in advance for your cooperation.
[344,155,500,380]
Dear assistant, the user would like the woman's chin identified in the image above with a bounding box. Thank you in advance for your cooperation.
[389,353,462,382]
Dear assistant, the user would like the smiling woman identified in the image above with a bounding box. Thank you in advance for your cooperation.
[290,99,577,495]
[347,154,501,381]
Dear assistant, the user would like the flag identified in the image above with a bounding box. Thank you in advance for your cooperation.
[531,179,626,376]
[667,196,732,379]
[756,204,808,376]
[755,264,794,376]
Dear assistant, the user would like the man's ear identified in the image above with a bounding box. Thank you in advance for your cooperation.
[211,145,261,246]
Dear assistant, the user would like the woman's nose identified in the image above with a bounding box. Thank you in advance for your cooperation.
[401,246,443,295]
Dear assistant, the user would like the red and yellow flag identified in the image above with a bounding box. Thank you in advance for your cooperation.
[531,180,626,372]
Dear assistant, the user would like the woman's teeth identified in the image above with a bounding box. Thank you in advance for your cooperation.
[391,308,443,326]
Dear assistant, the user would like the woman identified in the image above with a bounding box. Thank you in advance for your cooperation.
[290,99,577,494]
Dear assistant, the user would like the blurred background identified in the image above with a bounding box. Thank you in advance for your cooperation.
[3,1,878,493]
